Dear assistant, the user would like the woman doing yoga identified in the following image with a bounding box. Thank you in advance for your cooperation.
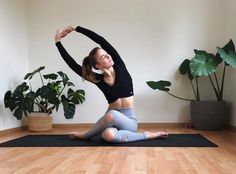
[55,25,168,143]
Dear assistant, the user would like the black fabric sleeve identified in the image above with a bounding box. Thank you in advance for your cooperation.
[76,26,125,67]
[55,41,82,77]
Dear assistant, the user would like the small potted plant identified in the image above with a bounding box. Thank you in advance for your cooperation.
[147,39,236,130]
[4,66,85,131]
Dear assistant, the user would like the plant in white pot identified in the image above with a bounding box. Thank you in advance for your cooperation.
[147,39,236,130]
[4,66,85,131]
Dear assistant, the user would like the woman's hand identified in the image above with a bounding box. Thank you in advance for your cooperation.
[54,26,75,43]
[54,30,62,43]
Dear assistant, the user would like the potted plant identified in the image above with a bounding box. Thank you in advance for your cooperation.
[4,66,85,131]
[147,39,236,130]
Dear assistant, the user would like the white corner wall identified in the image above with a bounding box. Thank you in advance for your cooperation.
[1,0,236,131]
[0,0,29,130]
[28,0,233,124]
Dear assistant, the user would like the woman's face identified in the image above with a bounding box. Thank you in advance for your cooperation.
[95,48,114,69]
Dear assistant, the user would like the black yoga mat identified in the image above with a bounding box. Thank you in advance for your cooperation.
[0,134,217,147]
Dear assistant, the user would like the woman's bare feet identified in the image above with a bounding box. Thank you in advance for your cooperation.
[144,131,169,139]
[69,131,86,139]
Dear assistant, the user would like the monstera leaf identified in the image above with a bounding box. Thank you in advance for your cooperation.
[67,88,85,104]
[146,81,171,91]
[64,103,76,119]
[4,82,35,120]
[190,51,218,77]
[37,86,57,100]
[57,71,70,86]
[61,95,76,119]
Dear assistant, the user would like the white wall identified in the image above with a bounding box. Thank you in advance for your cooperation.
[1,0,236,130]
[0,0,29,130]
[27,0,234,124]
[224,0,236,126]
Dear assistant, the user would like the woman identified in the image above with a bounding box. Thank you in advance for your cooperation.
[55,25,168,143]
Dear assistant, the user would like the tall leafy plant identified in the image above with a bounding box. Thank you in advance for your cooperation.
[4,66,85,120]
[147,39,236,101]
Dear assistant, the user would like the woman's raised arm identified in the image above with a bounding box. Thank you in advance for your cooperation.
[55,29,82,77]
[75,26,125,67]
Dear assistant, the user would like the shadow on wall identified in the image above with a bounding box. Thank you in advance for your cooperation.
[134,90,189,123]
[0,101,4,114]
[177,102,190,122]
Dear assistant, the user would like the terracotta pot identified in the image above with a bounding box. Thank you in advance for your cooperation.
[28,112,52,131]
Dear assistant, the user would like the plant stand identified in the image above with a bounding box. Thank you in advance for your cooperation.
[190,101,227,131]
[28,112,52,131]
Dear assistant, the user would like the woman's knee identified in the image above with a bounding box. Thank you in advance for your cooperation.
[104,110,118,123]
[101,128,116,142]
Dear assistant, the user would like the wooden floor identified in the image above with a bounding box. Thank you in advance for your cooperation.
[0,126,236,174]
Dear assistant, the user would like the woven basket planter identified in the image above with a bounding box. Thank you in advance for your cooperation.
[28,112,52,131]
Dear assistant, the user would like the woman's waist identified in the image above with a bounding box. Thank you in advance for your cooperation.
[108,96,134,110]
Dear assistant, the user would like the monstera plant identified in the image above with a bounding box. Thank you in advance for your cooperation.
[4,66,85,120]
[147,39,236,101]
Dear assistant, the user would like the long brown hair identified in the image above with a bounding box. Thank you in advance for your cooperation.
[82,47,101,83]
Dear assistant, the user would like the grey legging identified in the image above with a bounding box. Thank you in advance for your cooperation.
[83,108,147,143]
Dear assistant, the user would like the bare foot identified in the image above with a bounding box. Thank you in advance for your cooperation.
[144,131,169,139]
[68,131,86,140]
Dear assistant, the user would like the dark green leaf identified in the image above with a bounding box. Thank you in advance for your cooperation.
[63,103,75,119]
[57,71,69,86]
[43,73,58,80]
[215,39,235,65]
[24,66,45,80]
[222,39,235,52]
[48,82,62,94]
[24,73,32,80]
[13,107,23,120]
[5,90,34,119]
[70,90,85,104]
[4,91,12,108]
[62,99,69,111]
[179,59,194,80]
[67,82,75,87]
[217,48,236,68]
[48,97,60,105]
[179,59,190,74]
[55,103,60,111]
[67,88,74,97]
[38,86,57,100]
[76,90,85,96]
[61,95,67,101]
[13,82,29,95]
[146,81,171,91]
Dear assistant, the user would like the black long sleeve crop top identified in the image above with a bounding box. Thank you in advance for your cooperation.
[55,26,134,103]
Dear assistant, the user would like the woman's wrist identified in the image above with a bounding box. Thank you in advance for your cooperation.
[55,40,61,44]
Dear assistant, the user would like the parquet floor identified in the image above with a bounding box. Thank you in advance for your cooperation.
[0,126,235,174]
